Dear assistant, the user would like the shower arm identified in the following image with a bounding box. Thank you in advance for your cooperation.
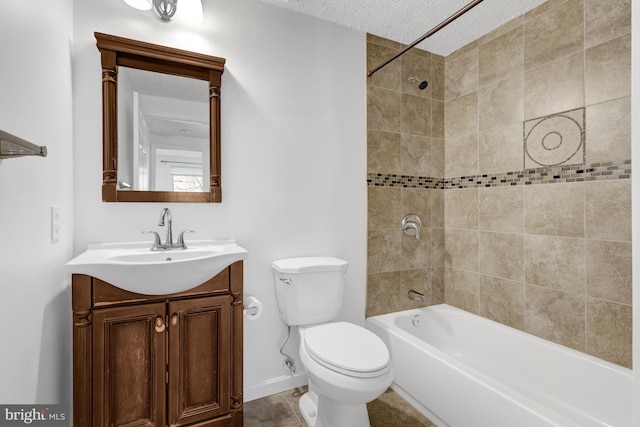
[367,0,485,77]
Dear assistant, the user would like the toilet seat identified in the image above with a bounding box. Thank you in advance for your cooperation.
[303,322,390,378]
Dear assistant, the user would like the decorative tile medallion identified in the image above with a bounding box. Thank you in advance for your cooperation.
[523,107,585,169]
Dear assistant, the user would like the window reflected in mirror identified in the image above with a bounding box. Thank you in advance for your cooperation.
[117,67,210,192]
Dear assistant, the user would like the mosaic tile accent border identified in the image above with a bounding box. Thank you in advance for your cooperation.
[367,160,631,189]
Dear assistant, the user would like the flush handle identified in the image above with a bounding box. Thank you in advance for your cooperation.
[279,277,292,285]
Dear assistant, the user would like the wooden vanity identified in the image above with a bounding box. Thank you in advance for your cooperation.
[72,261,243,426]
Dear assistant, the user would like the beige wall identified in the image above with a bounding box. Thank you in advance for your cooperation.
[366,0,632,368]
[366,35,446,316]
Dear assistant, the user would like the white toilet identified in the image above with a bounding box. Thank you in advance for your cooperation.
[273,257,393,427]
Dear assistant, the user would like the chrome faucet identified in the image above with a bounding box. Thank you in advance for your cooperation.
[143,208,194,250]
[159,208,173,247]
[408,289,426,303]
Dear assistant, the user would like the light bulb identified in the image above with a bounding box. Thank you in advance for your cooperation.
[177,0,203,23]
[123,0,152,11]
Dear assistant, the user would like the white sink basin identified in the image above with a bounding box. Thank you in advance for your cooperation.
[66,239,248,295]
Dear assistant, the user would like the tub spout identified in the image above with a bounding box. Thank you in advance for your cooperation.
[408,289,426,303]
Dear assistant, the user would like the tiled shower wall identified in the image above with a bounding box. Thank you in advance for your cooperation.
[366,0,632,368]
[367,35,446,316]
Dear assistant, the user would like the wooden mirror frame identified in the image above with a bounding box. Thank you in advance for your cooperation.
[95,32,226,202]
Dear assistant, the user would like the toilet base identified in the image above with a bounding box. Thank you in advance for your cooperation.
[299,390,370,427]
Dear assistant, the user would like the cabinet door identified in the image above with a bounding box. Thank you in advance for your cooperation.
[92,303,167,427]
[168,295,232,426]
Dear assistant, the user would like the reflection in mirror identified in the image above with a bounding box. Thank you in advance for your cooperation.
[117,67,210,192]
[95,32,225,203]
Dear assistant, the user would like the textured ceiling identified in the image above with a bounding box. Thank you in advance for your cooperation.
[262,0,548,57]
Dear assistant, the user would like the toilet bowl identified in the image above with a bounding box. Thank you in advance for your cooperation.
[272,257,394,427]
[297,322,393,427]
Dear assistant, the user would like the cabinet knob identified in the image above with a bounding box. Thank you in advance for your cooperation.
[171,314,179,326]
[154,316,166,333]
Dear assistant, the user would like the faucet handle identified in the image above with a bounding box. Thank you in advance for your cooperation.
[142,231,162,250]
[176,230,195,247]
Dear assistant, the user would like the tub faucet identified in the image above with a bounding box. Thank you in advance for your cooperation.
[408,289,426,303]
[143,208,194,250]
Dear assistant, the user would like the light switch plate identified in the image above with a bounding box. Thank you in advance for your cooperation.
[51,206,61,243]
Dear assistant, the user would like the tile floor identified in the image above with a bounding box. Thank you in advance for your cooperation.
[244,386,436,426]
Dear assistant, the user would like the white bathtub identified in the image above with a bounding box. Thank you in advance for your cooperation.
[365,304,633,427]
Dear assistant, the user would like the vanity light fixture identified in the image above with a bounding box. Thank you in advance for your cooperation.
[123,0,203,23]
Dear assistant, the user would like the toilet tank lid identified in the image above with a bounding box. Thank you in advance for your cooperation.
[272,257,349,273]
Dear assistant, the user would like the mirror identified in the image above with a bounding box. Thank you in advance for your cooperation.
[95,32,225,202]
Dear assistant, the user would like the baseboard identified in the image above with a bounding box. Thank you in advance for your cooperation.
[244,372,309,402]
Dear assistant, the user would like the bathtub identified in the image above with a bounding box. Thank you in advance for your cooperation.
[365,304,633,427]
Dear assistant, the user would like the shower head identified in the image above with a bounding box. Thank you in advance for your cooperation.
[408,75,428,90]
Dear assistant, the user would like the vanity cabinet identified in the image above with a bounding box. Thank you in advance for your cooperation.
[72,261,243,427]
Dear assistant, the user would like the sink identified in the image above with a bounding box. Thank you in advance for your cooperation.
[66,239,248,295]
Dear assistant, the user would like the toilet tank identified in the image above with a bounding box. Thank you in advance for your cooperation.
[272,257,349,326]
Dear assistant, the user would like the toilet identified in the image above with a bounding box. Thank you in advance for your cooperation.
[273,257,393,427]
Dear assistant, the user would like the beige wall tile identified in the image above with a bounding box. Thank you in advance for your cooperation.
[524,107,585,169]
[401,134,431,176]
[431,189,444,228]
[585,33,631,106]
[431,266,445,304]
[446,41,479,63]
[431,227,445,267]
[584,0,631,48]
[402,188,431,226]
[524,182,585,237]
[402,51,432,98]
[478,123,523,174]
[445,92,478,138]
[445,188,478,229]
[586,240,632,304]
[524,234,585,294]
[585,97,631,163]
[368,130,401,173]
[432,101,445,139]
[524,0,584,70]
[367,41,402,91]
[479,275,525,330]
[478,186,524,233]
[445,267,479,314]
[368,187,401,230]
[445,228,478,272]
[444,49,478,101]
[367,269,431,317]
[366,34,403,49]
[524,51,584,119]
[368,229,402,273]
[478,15,524,46]
[478,231,525,282]
[524,0,570,20]
[368,86,401,132]
[431,59,445,101]
[445,134,478,178]
[586,298,632,368]
[479,26,523,87]
[403,229,432,270]
[431,138,445,178]
[479,75,524,131]
[402,94,431,136]
[585,179,631,241]
[525,284,586,351]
